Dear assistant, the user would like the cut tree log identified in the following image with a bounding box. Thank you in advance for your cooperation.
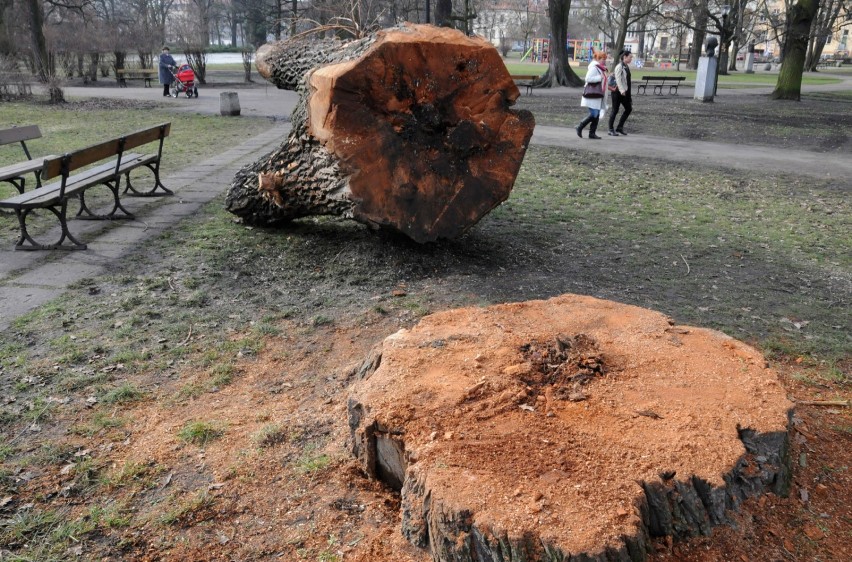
[348,294,794,561]
[225,24,535,243]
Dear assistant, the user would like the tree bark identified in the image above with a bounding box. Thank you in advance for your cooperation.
[614,0,634,57]
[772,0,820,100]
[225,24,535,243]
[533,0,583,87]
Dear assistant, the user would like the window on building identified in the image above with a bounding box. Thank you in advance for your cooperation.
[660,37,669,51]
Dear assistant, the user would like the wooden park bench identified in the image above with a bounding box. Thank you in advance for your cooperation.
[511,74,541,95]
[0,125,55,195]
[815,59,843,70]
[636,75,685,96]
[0,123,172,250]
[0,72,33,97]
[116,68,158,87]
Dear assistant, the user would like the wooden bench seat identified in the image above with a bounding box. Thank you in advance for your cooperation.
[637,75,685,95]
[116,68,158,88]
[0,123,172,250]
[0,125,55,194]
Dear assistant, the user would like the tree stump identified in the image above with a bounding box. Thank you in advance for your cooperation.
[225,24,535,243]
[347,294,793,561]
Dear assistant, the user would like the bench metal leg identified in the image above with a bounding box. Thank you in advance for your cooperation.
[670,85,679,95]
[2,177,25,194]
[654,85,664,95]
[13,203,87,251]
[76,179,135,220]
[123,163,173,197]
[638,85,647,95]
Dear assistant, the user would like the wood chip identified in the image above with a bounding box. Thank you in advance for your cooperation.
[803,523,824,541]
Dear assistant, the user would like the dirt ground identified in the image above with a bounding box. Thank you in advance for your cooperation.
[0,89,849,561]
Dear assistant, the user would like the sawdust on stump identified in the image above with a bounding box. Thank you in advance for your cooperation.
[347,294,794,561]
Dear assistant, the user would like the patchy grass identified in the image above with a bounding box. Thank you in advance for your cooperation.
[252,423,288,448]
[516,88,851,152]
[178,421,225,446]
[101,383,147,405]
[0,93,848,561]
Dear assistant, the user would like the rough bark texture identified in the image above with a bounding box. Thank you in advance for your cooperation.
[348,294,793,562]
[225,24,535,243]
[771,0,820,100]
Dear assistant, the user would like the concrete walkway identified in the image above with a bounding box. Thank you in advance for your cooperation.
[2,73,849,331]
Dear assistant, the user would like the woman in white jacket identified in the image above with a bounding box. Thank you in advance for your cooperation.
[575,50,609,140]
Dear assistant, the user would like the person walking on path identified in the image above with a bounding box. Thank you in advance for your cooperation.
[576,51,609,140]
[608,50,633,136]
[158,47,176,97]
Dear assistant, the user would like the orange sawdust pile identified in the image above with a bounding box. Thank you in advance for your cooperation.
[348,294,794,561]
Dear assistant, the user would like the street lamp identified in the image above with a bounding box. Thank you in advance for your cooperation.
[714,4,731,96]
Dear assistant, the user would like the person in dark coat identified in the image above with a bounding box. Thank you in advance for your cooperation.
[608,50,633,136]
[158,47,176,97]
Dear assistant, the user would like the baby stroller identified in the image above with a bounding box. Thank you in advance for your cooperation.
[169,63,198,98]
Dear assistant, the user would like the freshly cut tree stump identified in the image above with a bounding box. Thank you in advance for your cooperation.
[225,24,535,243]
[347,294,793,561]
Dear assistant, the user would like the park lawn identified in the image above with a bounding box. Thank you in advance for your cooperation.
[205,63,253,71]
[0,142,848,560]
[0,101,275,197]
[503,61,842,87]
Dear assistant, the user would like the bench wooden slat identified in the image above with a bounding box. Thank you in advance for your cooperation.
[42,139,122,181]
[123,123,171,152]
[0,156,142,209]
[0,125,42,145]
[0,157,55,181]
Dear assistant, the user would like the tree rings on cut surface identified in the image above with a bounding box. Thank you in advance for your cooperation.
[347,294,793,561]
[226,24,534,243]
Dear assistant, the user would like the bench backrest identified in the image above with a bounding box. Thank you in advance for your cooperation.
[641,76,685,81]
[42,123,171,201]
[0,125,41,159]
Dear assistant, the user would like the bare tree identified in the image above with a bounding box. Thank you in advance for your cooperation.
[805,0,848,69]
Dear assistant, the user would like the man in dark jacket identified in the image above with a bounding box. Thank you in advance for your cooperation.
[158,47,176,97]
[608,50,633,136]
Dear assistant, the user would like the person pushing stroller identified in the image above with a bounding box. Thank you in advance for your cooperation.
[158,46,176,97]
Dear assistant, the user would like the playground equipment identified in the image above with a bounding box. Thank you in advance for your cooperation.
[521,38,606,63]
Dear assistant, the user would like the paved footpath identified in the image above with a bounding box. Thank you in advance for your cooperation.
[1,75,849,330]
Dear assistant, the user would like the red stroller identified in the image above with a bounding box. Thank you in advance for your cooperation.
[169,64,198,98]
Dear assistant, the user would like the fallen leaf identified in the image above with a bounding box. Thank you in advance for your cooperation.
[0,496,13,508]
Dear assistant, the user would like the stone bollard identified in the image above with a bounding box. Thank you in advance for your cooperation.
[220,91,241,116]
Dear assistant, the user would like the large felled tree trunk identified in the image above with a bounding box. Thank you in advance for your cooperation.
[225,24,535,243]
[771,0,820,100]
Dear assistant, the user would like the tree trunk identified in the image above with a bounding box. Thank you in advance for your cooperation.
[435,0,452,27]
[689,6,708,70]
[225,24,535,243]
[614,0,633,56]
[533,0,582,87]
[772,0,820,100]
[348,294,793,562]
[25,0,48,82]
